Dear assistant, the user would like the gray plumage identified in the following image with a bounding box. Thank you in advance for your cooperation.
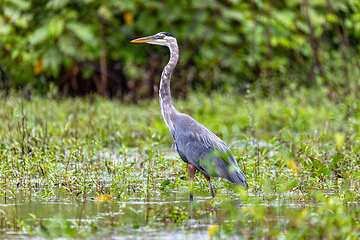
[172,111,247,185]
[131,32,248,199]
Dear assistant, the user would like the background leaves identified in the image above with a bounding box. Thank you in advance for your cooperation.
[0,0,359,99]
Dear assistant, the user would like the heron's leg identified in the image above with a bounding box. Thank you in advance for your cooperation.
[203,173,215,198]
[187,163,197,202]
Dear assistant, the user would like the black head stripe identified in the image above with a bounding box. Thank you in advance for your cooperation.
[160,32,173,37]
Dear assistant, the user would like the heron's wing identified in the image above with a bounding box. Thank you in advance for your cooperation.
[173,113,247,186]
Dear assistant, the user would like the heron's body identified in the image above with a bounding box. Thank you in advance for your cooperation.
[131,32,247,200]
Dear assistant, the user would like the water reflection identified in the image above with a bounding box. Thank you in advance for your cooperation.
[1,193,228,239]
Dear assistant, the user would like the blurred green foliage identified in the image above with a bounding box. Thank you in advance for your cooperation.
[0,0,360,98]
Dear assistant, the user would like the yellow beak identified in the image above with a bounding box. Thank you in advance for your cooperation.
[131,35,157,43]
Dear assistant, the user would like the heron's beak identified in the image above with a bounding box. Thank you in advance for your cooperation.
[131,35,157,43]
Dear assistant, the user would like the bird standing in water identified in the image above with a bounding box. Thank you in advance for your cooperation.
[131,32,248,201]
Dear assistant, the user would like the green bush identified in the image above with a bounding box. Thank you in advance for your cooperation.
[0,0,359,97]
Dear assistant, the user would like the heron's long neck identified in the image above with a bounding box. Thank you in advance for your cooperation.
[159,40,179,135]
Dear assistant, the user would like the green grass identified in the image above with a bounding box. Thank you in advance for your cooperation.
[1,89,360,239]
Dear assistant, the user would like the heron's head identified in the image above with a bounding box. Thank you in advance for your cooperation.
[131,32,175,47]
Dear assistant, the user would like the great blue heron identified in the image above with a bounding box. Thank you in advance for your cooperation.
[131,32,248,201]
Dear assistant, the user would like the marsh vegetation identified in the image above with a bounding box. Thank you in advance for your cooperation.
[1,89,360,239]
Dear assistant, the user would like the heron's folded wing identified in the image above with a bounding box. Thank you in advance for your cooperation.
[174,115,238,172]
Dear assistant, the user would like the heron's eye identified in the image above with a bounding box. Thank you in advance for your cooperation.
[161,35,165,39]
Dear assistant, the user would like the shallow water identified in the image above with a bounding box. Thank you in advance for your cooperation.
[1,193,237,239]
